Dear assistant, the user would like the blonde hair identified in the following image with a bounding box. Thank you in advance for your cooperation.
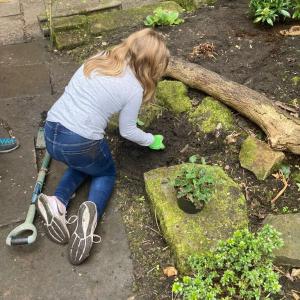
[83,28,170,103]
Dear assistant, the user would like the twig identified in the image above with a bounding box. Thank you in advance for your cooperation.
[180,144,189,153]
[147,265,157,274]
[271,171,289,204]
[145,225,162,237]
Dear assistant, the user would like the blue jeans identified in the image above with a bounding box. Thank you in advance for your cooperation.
[44,121,116,217]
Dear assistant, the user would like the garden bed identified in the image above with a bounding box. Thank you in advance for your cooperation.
[59,0,300,298]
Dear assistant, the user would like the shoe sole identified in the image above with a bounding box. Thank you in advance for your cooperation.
[68,202,97,265]
[0,143,19,153]
[36,195,69,245]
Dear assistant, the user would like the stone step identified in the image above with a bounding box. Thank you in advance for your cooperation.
[38,0,122,36]
[53,1,183,50]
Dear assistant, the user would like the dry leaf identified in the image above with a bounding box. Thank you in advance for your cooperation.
[292,269,300,279]
[292,291,300,300]
[280,26,300,36]
[163,266,178,277]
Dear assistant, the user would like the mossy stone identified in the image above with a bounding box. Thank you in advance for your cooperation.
[173,0,215,11]
[89,1,184,35]
[239,136,285,181]
[144,164,248,273]
[54,29,90,50]
[156,80,192,114]
[53,15,88,32]
[189,97,234,133]
[107,103,163,133]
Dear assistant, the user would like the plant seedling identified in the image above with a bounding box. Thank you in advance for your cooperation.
[144,8,184,27]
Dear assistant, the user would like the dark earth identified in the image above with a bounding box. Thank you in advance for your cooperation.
[56,0,300,298]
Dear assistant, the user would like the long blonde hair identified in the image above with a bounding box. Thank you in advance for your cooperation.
[83,28,170,103]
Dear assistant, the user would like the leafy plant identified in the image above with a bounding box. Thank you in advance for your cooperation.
[172,225,284,300]
[279,164,291,179]
[144,8,184,27]
[249,0,292,25]
[292,0,300,18]
[173,156,214,209]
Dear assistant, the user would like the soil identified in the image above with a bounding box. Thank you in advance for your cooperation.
[64,0,300,298]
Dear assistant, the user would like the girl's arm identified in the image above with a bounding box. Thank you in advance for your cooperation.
[119,92,154,146]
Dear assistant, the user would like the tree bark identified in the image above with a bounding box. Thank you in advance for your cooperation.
[165,57,300,155]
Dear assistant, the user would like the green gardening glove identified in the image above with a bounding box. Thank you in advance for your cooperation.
[149,135,165,150]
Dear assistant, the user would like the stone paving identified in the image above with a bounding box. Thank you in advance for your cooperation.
[0,1,134,299]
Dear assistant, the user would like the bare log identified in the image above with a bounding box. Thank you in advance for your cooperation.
[165,57,300,155]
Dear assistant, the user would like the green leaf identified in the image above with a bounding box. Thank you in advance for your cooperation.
[267,17,274,25]
[280,9,291,16]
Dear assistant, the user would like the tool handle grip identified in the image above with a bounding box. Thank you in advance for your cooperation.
[6,222,37,246]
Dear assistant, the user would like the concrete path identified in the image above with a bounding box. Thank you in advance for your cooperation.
[0,2,134,298]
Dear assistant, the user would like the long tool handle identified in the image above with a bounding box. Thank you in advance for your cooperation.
[6,151,51,246]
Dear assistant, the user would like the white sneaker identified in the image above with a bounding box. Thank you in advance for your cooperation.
[36,194,70,244]
[68,201,101,265]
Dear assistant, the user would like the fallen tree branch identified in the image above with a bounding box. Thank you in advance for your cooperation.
[271,171,289,204]
[165,57,300,155]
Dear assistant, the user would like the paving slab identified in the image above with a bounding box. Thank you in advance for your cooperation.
[0,195,134,300]
[0,96,55,225]
[0,0,20,17]
[0,64,51,98]
[0,15,23,45]
[0,41,49,65]
[20,0,44,39]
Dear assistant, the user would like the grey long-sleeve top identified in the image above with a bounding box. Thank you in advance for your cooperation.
[47,64,154,146]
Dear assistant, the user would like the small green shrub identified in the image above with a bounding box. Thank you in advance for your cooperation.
[172,225,283,300]
[144,8,184,27]
[173,156,214,209]
[249,0,300,25]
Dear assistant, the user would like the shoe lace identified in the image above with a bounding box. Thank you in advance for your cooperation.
[0,138,15,145]
[66,215,78,224]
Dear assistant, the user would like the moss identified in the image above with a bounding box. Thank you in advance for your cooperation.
[54,29,90,50]
[156,80,192,114]
[239,136,285,181]
[189,97,234,133]
[53,15,88,32]
[107,103,163,133]
[291,171,300,183]
[292,75,300,86]
[144,164,248,273]
[173,0,216,11]
[89,1,184,35]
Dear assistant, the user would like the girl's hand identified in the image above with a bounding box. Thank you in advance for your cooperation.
[149,135,165,150]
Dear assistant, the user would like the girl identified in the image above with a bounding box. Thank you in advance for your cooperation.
[37,28,169,265]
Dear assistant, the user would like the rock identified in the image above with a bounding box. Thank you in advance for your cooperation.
[173,0,215,11]
[107,103,163,132]
[264,213,300,267]
[144,164,248,273]
[54,29,90,50]
[156,80,192,114]
[89,1,183,36]
[188,97,234,133]
[239,136,285,180]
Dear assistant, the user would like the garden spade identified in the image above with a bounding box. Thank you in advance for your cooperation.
[6,127,51,246]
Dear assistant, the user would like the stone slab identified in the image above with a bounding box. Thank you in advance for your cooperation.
[21,0,45,39]
[239,136,285,180]
[0,15,23,45]
[0,64,51,98]
[0,96,55,225]
[144,164,248,272]
[264,213,300,267]
[0,0,20,17]
[0,41,49,65]
[0,192,134,299]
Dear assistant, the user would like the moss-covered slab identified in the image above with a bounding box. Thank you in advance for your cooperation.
[189,97,234,133]
[264,213,300,267]
[54,29,90,50]
[144,164,248,273]
[107,103,163,132]
[53,15,88,32]
[89,1,183,35]
[173,0,215,11]
[156,80,192,114]
[239,136,285,181]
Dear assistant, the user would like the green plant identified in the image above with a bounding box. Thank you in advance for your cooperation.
[172,225,284,300]
[292,0,300,18]
[279,164,291,179]
[173,156,214,209]
[144,8,184,27]
[249,0,291,25]
[282,206,290,213]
